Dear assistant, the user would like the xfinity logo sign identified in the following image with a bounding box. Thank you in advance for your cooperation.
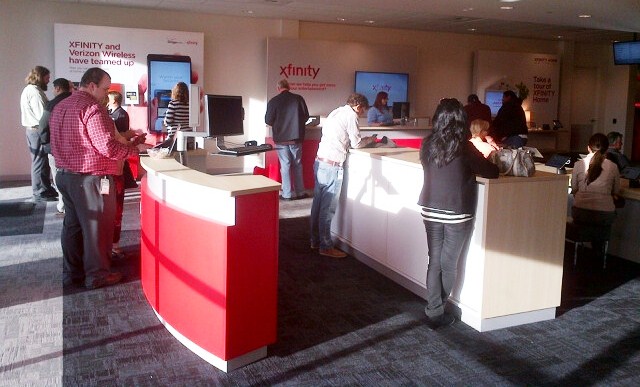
[279,63,320,79]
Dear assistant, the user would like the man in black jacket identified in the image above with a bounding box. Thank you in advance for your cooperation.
[490,90,528,148]
[265,79,310,200]
[38,78,73,213]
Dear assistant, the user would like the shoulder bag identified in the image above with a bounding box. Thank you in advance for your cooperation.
[489,148,536,177]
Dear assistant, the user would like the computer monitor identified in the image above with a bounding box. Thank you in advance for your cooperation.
[392,102,410,119]
[204,94,244,138]
[484,90,504,117]
[354,71,409,109]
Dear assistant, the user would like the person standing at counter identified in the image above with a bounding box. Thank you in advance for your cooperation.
[418,98,499,329]
[367,91,394,126]
[571,133,621,252]
[51,67,145,289]
[163,82,190,138]
[464,94,492,125]
[310,93,377,258]
[489,90,528,148]
[265,79,310,200]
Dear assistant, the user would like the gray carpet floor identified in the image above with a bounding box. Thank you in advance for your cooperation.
[0,180,639,386]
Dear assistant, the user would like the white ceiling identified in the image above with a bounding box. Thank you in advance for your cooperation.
[44,0,640,42]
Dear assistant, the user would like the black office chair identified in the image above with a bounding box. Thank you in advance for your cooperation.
[565,218,613,269]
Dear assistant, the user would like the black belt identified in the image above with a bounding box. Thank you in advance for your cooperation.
[316,157,342,167]
[58,168,92,176]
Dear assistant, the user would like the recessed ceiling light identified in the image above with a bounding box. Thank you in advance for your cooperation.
[243,10,254,15]
[463,7,474,12]
[337,17,346,22]
[556,35,563,39]
[500,0,521,2]
[578,14,592,18]
[468,28,477,32]
[500,6,513,10]
[364,20,375,24]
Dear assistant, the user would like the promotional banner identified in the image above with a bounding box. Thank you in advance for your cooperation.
[54,24,204,131]
[267,38,417,116]
[474,50,560,128]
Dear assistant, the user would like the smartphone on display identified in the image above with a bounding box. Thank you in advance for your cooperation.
[147,54,192,132]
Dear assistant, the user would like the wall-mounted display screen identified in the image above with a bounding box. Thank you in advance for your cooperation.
[147,54,192,132]
[484,90,504,117]
[205,95,244,137]
[613,40,640,65]
[354,71,409,109]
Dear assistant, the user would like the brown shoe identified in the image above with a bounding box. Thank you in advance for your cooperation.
[86,272,123,289]
[319,248,347,258]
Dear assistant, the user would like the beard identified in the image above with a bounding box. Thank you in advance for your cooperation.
[39,81,48,91]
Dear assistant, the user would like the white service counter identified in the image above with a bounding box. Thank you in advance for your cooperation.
[332,147,570,331]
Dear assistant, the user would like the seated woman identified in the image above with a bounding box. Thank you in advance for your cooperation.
[367,91,394,126]
[571,133,621,249]
[469,119,499,158]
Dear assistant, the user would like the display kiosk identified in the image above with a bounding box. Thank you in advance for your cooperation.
[139,152,281,371]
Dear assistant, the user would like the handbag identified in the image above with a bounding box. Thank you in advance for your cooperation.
[489,148,536,177]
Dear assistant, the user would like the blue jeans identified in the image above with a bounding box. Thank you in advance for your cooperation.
[310,160,343,250]
[423,219,474,318]
[276,143,305,199]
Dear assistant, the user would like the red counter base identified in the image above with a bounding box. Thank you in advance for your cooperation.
[140,177,279,372]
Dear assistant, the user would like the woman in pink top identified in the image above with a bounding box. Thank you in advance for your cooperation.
[469,119,499,158]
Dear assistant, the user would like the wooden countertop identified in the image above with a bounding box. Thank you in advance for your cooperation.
[140,150,281,197]
[349,147,570,184]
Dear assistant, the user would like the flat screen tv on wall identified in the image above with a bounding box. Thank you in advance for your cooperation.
[354,71,409,110]
[613,40,640,65]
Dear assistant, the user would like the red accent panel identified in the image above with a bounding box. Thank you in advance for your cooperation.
[265,137,319,190]
[140,178,279,360]
[392,138,422,149]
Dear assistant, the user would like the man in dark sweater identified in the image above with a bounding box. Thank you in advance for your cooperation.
[38,78,73,213]
[265,79,310,200]
[490,90,528,148]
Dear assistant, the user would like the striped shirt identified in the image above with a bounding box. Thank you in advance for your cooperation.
[49,90,138,175]
[421,207,473,224]
[163,99,189,136]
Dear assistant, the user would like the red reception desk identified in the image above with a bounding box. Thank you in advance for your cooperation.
[140,152,281,372]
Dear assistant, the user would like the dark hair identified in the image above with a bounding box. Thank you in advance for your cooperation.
[467,94,479,103]
[346,93,369,109]
[53,78,71,92]
[586,133,609,185]
[421,98,469,167]
[373,91,389,111]
[80,67,109,88]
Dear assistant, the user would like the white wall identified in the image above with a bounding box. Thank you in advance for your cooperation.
[0,0,634,180]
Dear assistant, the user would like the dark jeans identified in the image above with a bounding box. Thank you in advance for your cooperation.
[310,160,343,250]
[57,171,116,285]
[423,219,474,318]
[26,128,53,196]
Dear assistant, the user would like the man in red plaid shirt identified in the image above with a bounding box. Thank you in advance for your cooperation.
[50,67,145,290]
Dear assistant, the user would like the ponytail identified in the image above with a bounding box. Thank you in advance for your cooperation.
[585,133,609,185]
[586,150,605,185]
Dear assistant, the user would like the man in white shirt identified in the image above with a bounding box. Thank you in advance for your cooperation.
[20,65,56,201]
[310,93,377,258]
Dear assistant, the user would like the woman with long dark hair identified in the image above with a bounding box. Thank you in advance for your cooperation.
[418,98,499,329]
[367,91,393,126]
[570,133,620,241]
